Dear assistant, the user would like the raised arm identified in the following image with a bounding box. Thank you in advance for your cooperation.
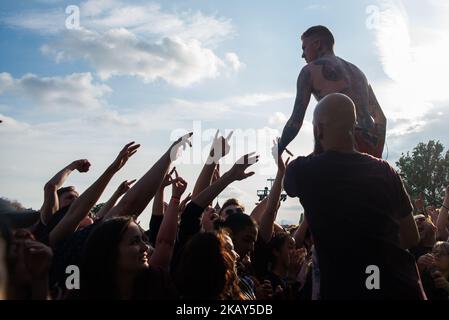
[436,186,449,241]
[149,176,188,270]
[294,216,308,249]
[151,168,175,217]
[175,153,259,251]
[192,153,259,209]
[250,197,268,225]
[106,133,192,219]
[40,159,90,225]
[191,130,232,198]
[96,179,136,220]
[259,145,289,242]
[49,142,140,246]
[278,65,313,154]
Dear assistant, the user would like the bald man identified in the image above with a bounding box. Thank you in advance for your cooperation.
[283,93,424,300]
[278,25,386,158]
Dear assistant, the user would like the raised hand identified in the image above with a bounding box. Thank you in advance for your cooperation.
[172,176,188,199]
[414,194,424,212]
[161,167,176,188]
[417,253,435,271]
[272,138,291,173]
[169,132,193,161]
[110,142,140,172]
[70,159,91,173]
[228,152,259,181]
[209,130,233,163]
[116,179,137,196]
[427,206,439,225]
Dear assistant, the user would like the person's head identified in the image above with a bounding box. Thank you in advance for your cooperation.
[222,213,258,259]
[175,231,243,300]
[301,25,335,63]
[219,198,245,220]
[269,232,296,271]
[414,214,436,247]
[57,186,79,209]
[432,241,449,272]
[313,93,356,153]
[81,217,151,299]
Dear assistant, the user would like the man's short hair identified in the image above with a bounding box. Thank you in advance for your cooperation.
[220,198,245,212]
[57,186,76,197]
[301,25,335,49]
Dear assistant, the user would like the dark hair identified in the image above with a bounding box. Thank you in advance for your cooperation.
[57,186,76,197]
[175,231,243,300]
[268,232,291,268]
[301,25,335,49]
[433,241,449,256]
[79,217,133,299]
[220,199,245,214]
[221,213,257,236]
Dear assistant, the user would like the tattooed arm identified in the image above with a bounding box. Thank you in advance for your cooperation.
[278,66,313,154]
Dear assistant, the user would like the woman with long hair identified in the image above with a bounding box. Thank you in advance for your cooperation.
[175,230,245,300]
[77,216,176,299]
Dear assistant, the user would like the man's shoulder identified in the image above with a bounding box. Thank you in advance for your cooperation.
[286,153,320,174]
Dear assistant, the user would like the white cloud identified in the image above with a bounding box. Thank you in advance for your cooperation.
[0,72,111,110]
[79,1,235,46]
[0,113,30,133]
[0,73,14,94]
[1,9,65,34]
[41,28,231,86]
[2,0,240,87]
[305,4,329,10]
[371,0,449,134]
[225,52,244,72]
[229,92,294,107]
[269,112,288,126]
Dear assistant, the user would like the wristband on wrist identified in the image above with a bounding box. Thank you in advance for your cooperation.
[171,196,180,201]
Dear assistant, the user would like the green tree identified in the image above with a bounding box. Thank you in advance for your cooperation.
[396,140,449,206]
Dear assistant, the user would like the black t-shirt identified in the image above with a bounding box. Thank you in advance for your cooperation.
[50,221,100,290]
[33,205,70,245]
[284,151,423,300]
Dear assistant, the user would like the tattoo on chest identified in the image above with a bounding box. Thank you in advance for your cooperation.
[314,60,344,81]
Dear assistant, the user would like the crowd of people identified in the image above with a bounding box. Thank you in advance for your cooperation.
[0,96,448,300]
[1,25,449,300]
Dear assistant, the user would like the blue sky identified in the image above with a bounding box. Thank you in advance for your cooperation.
[1,0,448,226]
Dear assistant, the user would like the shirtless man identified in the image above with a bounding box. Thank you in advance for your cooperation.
[278,25,386,158]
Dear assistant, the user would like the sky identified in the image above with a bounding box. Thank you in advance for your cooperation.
[1,0,448,227]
